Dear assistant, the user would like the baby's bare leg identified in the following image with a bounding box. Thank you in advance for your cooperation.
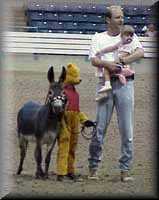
[104,69,110,81]
[97,69,112,96]
[95,70,112,101]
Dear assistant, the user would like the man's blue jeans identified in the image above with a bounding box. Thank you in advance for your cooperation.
[88,77,134,172]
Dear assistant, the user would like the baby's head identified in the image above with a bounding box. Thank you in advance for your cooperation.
[121,25,135,44]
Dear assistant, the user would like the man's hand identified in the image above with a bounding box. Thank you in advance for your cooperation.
[106,62,123,73]
[91,57,123,73]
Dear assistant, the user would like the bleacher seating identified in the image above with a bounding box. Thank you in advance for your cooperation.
[58,13,74,22]
[87,14,105,23]
[25,2,154,36]
[73,14,88,22]
[44,12,58,21]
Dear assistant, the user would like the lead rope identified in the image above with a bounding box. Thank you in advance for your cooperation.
[80,122,97,140]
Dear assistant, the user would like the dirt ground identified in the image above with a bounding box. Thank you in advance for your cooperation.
[1,69,158,198]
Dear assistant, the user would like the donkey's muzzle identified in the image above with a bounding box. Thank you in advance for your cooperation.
[52,99,64,113]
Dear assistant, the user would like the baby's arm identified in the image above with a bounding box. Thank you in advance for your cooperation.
[95,41,122,57]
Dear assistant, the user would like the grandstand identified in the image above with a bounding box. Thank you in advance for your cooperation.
[2,0,158,58]
[25,2,156,35]
[6,0,156,35]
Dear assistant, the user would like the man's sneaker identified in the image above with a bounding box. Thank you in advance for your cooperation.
[120,171,134,182]
[88,169,99,180]
[98,82,112,93]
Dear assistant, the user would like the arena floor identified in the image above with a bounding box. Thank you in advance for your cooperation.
[0,54,158,198]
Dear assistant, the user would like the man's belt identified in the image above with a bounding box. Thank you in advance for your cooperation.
[111,74,134,82]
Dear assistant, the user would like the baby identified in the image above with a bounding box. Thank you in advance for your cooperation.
[95,25,135,100]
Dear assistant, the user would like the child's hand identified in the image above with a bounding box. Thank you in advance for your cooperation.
[114,58,120,63]
[95,51,103,57]
[119,56,126,65]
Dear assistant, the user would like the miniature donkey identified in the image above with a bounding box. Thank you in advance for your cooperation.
[16,66,67,179]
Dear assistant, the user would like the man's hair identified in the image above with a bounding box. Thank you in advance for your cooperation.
[121,25,135,36]
[105,5,122,19]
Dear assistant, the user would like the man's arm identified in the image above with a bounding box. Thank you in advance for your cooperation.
[91,57,121,73]
[119,48,144,64]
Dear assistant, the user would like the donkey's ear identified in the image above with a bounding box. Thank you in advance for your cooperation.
[58,66,66,83]
[47,66,54,83]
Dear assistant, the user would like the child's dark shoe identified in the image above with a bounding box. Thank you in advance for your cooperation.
[67,173,83,182]
[56,175,68,182]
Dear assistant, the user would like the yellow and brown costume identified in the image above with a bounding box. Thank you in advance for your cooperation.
[56,63,88,175]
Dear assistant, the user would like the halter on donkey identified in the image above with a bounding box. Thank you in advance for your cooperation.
[16,66,67,179]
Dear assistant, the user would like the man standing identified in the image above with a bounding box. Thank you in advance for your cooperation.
[88,5,144,182]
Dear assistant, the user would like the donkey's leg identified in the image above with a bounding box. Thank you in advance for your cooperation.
[34,138,44,178]
[44,138,57,178]
[17,136,28,175]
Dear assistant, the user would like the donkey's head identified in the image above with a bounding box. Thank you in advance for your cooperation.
[46,66,67,114]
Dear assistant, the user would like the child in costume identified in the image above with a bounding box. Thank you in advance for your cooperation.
[56,63,95,181]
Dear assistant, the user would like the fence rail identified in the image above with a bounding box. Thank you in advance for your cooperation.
[2,31,157,58]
